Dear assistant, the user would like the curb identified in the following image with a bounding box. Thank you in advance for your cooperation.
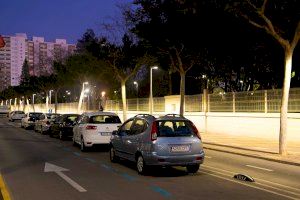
[203,143,300,167]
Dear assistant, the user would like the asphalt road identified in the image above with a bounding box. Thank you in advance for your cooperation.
[0,118,299,200]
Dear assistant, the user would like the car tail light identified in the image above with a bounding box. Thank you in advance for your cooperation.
[86,125,97,130]
[191,123,201,140]
[151,121,158,141]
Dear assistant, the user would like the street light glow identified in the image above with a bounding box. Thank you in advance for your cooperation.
[151,66,158,70]
[101,91,106,97]
[84,88,90,93]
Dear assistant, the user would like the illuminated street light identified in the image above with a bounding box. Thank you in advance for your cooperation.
[101,91,106,97]
[150,66,158,114]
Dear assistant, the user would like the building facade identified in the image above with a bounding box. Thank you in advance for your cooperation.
[0,33,76,91]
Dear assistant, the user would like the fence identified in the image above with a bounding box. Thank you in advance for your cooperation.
[106,88,300,113]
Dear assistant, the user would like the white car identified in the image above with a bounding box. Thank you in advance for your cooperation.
[21,112,43,129]
[73,112,122,151]
[9,111,25,121]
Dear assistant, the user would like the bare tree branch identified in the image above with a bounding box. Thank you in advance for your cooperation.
[245,0,258,10]
[291,21,300,50]
[261,0,268,14]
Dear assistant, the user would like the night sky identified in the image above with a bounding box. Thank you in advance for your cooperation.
[0,0,132,44]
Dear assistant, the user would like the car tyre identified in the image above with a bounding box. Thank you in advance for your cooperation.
[109,146,118,163]
[80,137,86,152]
[186,164,200,173]
[59,131,64,140]
[136,155,147,175]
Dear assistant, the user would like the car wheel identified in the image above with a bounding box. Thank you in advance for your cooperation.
[186,164,200,173]
[109,146,118,163]
[59,131,64,140]
[136,155,147,175]
[80,137,86,152]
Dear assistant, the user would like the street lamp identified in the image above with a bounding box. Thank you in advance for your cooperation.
[150,66,158,114]
[134,81,139,111]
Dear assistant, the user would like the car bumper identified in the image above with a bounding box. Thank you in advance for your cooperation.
[83,135,111,147]
[143,151,205,166]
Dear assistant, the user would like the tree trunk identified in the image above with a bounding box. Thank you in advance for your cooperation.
[168,71,172,95]
[179,71,186,116]
[55,90,59,114]
[121,80,127,122]
[45,92,49,113]
[77,84,85,114]
[279,48,293,155]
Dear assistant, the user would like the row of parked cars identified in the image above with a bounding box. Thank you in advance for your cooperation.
[8,110,205,174]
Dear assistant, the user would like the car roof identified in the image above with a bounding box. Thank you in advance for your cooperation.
[156,114,188,121]
[83,111,119,117]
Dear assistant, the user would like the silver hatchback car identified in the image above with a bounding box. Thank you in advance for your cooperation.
[109,114,205,174]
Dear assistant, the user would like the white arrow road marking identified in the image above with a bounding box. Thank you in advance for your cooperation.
[44,162,87,192]
[245,164,274,172]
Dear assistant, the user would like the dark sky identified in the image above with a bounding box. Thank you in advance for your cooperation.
[0,0,132,44]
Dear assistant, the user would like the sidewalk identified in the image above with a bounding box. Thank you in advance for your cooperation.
[201,133,300,166]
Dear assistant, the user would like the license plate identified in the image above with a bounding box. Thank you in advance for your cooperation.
[100,132,111,136]
[171,145,190,152]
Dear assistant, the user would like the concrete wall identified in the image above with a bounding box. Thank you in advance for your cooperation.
[11,98,300,142]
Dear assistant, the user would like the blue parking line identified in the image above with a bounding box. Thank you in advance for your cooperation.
[73,152,81,157]
[63,147,71,152]
[101,164,118,173]
[150,186,171,198]
[120,173,137,181]
[85,157,96,163]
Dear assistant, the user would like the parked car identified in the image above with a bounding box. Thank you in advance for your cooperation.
[0,105,10,117]
[49,114,79,140]
[73,111,122,151]
[9,111,25,121]
[21,112,44,129]
[109,114,205,175]
[34,113,60,134]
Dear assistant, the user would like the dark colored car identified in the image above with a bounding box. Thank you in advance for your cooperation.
[49,114,79,140]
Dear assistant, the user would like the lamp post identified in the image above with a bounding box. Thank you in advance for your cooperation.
[134,81,139,111]
[150,66,158,114]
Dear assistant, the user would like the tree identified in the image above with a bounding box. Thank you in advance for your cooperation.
[65,54,104,113]
[98,34,154,121]
[229,0,300,155]
[20,59,30,84]
[126,0,205,116]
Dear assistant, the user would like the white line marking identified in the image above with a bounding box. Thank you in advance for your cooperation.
[203,165,300,192]
[56,171,87,192]
[201,170,299,200]
[245,165,274,172]
[44,162,87,192]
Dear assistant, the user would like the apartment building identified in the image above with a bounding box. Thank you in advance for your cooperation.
[0,33,76,91]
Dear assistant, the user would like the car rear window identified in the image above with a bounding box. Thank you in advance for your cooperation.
[89,115,121,124]
[157,120,195,137]
[15,111,24,114]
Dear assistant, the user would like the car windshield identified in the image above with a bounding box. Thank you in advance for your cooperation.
[89,115,121,124]
[157,120,195,137]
